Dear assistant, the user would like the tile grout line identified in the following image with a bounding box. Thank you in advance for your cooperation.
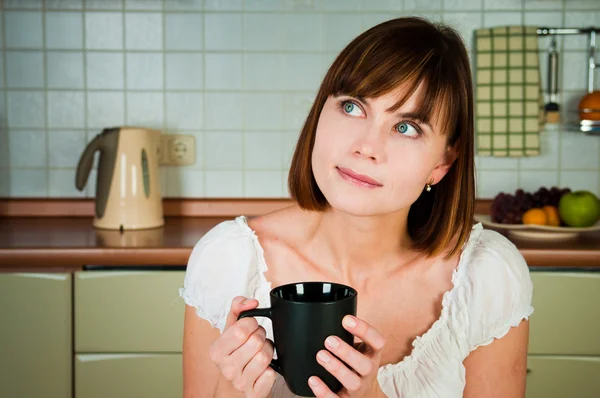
[42,0,50,197]
[515,0,526,190]
[241,0,247,198]
[4,6,566,13]
[82,0,91,197]
[200,4,206,197]
[121,0,127,127]
[1,7,8,196]
[557,0,566,188]
[162,0,169,198]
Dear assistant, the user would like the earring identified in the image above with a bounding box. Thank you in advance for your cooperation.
[426,178,434,192]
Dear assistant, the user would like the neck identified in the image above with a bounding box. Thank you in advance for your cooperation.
[307,208,416,281]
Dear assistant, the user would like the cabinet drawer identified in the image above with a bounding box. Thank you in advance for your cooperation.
[75,353,182,398]
[0,273,72,398]
[526,355,600,398]
[529,272,600,355]
[75,270,185,352]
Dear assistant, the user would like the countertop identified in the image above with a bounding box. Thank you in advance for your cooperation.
[1,216,599,271]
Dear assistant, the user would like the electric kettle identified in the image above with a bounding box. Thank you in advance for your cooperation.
[75,126,164,230]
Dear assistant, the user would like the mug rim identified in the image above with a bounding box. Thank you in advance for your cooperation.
[269,281,357,304]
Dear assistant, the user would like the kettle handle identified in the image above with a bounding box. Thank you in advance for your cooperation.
[75,128,120,219]
[75,133,102,191]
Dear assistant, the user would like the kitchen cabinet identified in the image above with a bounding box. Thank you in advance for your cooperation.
[74,269,186,398]
[0,272,72,398]
[526,356,600,398]
[75,353,182,398]
[528,272,600,355]
[526,271,600,398]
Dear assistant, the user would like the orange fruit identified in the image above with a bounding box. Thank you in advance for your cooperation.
[542,205,561,227]
[522,208,548,225]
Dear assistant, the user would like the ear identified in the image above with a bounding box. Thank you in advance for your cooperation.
[429,141,459,185]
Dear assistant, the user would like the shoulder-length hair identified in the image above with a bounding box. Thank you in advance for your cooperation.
[288,17,476,259]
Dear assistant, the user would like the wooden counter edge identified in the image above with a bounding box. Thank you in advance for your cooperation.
[0,198,495,217]
[0,198,295,217]
[0,248,192,270]
[1,247,598,270]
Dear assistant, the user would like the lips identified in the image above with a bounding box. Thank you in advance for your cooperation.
[336,167,383,188]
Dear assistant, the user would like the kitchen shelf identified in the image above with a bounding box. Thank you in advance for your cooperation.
[578,120,600,135]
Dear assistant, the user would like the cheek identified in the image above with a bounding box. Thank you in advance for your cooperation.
[312,116,349,164]
[386,146,438,190]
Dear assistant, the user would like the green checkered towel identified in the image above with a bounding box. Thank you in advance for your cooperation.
[474,26,544,157]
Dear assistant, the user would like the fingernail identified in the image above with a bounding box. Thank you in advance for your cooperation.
[343,316,357,328]
[308,376,318,386]
[317,351,331,362]
[242,298,252,305]
[325,336,339,348]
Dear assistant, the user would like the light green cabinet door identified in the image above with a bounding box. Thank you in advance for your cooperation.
[529,272,600,355]
[75,354,182,398]
[0,273,72,398]
[526,355,600,398]
[74,270,185,352]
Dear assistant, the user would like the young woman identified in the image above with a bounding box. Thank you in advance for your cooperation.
[180,17,533,398]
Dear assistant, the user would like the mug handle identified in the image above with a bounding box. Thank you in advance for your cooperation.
[238,308,281,374]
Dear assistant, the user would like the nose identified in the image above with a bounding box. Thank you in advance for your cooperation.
[352,124,386,163]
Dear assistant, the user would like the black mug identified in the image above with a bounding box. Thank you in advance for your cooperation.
[238,281,358,397]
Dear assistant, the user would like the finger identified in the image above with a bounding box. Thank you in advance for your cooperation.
[225,296,259,329]
[316,349,362,393]
[210,317,260,359]
[308,376,339,398]
[324,335,373,377]
[342,316,386,355]
[230,325,267,368]
[254,367,277,397]
[241,334,274,383]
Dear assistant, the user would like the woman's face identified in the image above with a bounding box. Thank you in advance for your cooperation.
[311,83,456,217]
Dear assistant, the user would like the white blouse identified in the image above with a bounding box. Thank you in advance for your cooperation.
[179,216,534,398]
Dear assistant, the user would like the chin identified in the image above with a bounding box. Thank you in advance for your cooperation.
[321,187,398,217]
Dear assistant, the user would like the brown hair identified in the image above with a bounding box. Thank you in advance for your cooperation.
[288,17,476,259]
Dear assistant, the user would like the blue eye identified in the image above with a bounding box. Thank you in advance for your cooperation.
[395,122,419,137]
[341,101,363,117]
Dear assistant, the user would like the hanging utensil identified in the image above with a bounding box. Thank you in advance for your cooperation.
[545,35,560,123]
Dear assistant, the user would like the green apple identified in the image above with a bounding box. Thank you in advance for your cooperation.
[558,190,600,227]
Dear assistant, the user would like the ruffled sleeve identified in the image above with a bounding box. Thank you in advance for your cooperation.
[178,216,267,334]
[464,229,534,350]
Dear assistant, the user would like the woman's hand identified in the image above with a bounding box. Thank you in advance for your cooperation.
[308,315,387,398]
[208,296,277,398]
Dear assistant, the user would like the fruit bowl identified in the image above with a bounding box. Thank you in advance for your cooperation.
[474,214,600,240]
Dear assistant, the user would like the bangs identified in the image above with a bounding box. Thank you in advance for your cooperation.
[322,19,461,139]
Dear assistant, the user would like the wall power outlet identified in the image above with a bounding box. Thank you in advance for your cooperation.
[157,134,196,166]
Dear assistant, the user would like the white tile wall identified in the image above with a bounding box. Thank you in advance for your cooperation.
[165,14,203,50]
[46,0,84,10]
[125,13,163,50]
[205,13,242,51]
[47,52,85,88]
[1,0,599,199]
[6,51,44,88]
[166,53,203,90]
[5,11,43,48]
[47,91,86,128]
[126,92,164,127]
[85,12,123,50]
[127,52,164,89]
[45,12,83,49]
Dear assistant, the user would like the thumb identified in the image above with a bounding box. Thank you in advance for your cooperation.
[225,296,259,329]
